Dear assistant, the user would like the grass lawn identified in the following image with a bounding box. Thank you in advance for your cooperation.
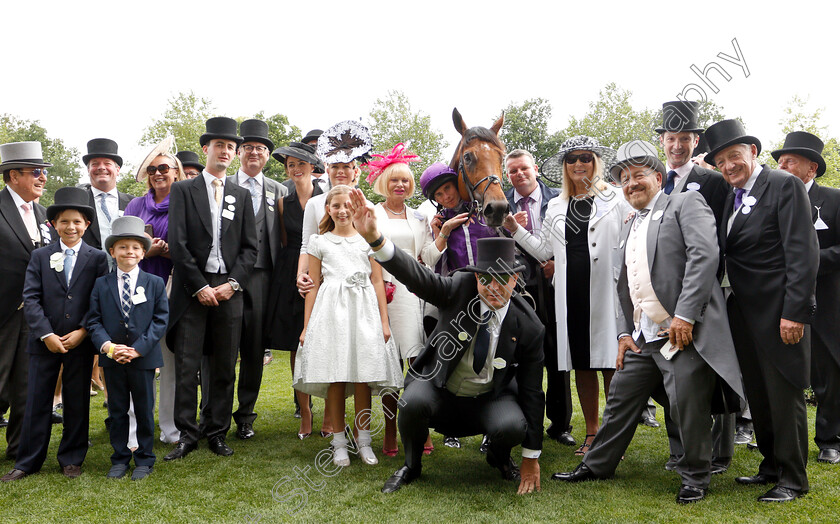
[2,352,839,523]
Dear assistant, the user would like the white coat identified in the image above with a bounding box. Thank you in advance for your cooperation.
[512,184,632,370]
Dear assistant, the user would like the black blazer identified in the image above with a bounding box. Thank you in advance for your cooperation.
[87,269,169,369]
[720,166,819,388]
[0,188,51,327]
[167,175,258,329]
[504,179,560,285]
[809,182,840,365]
[80,184,135,250]
[23,241,109,355]
[677,165,730,229]
[380,247,546,451]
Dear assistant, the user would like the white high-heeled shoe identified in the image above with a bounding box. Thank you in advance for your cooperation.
[332,436,350,467]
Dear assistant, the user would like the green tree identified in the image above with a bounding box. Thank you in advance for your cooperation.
[366,90,448,207]
[0,114,81,205]
[560,83,659,150]
[140,90,215,163]
[763,95,840,188]
[497,98,563,166]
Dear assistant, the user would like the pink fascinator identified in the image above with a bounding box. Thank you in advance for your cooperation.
[364,143,420,184]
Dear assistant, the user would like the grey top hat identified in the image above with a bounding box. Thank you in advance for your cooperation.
[771,131,826,177]
[704,119,761,167]
[0,141,53,171]
[200,117,244,147]
[105,215,152,252]
[541,136,616,184]
[240,119,275,151]
[609,140,667,183]
[83,138,123,167]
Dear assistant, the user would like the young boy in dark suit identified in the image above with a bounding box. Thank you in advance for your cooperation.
[87,216,168,480]
[1,187,109,482]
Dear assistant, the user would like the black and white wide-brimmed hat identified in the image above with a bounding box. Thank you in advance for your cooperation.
[316,120,372,165]
[541,136,616,184]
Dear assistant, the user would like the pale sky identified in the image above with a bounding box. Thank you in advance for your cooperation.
[2,0,836,172]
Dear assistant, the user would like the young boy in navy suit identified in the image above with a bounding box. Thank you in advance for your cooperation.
[1,187,109,482]
[87,216,168,480]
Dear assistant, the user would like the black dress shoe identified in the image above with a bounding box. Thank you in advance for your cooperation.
[551,462,600,482]
[710,457,730,475]
[479,435,490,454]
[676,484,706,504]
[735,473,777,485]
[747,442,759,450]
[381,465,420,493]
[209,436,234,456]
[51,408,63,424]
[485,447,520,481]
[818,448,840,464]
[639,414,660,428]
[758,485,804,502]
[236,423,255,440]
[0,415,8,428]
[0,469,28,482]
[163,441,197,461]
[546,424,577,446]
[664,455,678,472]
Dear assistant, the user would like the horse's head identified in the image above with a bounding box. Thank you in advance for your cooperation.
[450,108,509,228]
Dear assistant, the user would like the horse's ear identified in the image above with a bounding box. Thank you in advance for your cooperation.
[491,111,505,135]
[452,108,467,136]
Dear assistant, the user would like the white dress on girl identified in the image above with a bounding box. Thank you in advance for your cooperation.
[293,231,403,398]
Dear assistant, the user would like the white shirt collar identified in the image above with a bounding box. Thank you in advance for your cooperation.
[805,179,815,192]
[739,164,763,194]
[6,185,30,208]
[666,161,694,179]
[203,170,225,187]
[643,190,664,212]
[59,239,81,254]
[479,293,512,320]
[513,183,541,204]
[237,169,264,187]
[91,186,118,198]
[117,265,140,293]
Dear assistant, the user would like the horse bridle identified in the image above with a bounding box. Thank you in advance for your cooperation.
[457,144,503,218]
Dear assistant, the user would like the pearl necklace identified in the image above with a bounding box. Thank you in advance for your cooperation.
[383,203,406,215]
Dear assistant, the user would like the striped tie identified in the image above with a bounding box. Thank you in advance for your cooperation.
[121,273,132,319]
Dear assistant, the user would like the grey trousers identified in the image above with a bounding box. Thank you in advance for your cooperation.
[583,339,716,489]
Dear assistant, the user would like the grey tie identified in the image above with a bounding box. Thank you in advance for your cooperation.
[248,177,261,215]
[64,249,75,286]
[633,208,650,231]
[98,193,112,224]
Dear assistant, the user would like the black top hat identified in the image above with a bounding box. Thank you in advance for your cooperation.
[82,138,123,167]
[47,186,95,223]
[703,119,761,167]
[771,131,826,177]
[302,129,323,145]
[655,101,705,134]
[175,151,205,171]
[240,119,275,151]
[462,238,526,275]
[695,131,710,155]
[199,117,243,147]
[272,142,321,166]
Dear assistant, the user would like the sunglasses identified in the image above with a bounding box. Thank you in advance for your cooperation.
[564,153,595,164]
[478,273,512,286]
[146,164,177,176]
[17,168,48,177]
